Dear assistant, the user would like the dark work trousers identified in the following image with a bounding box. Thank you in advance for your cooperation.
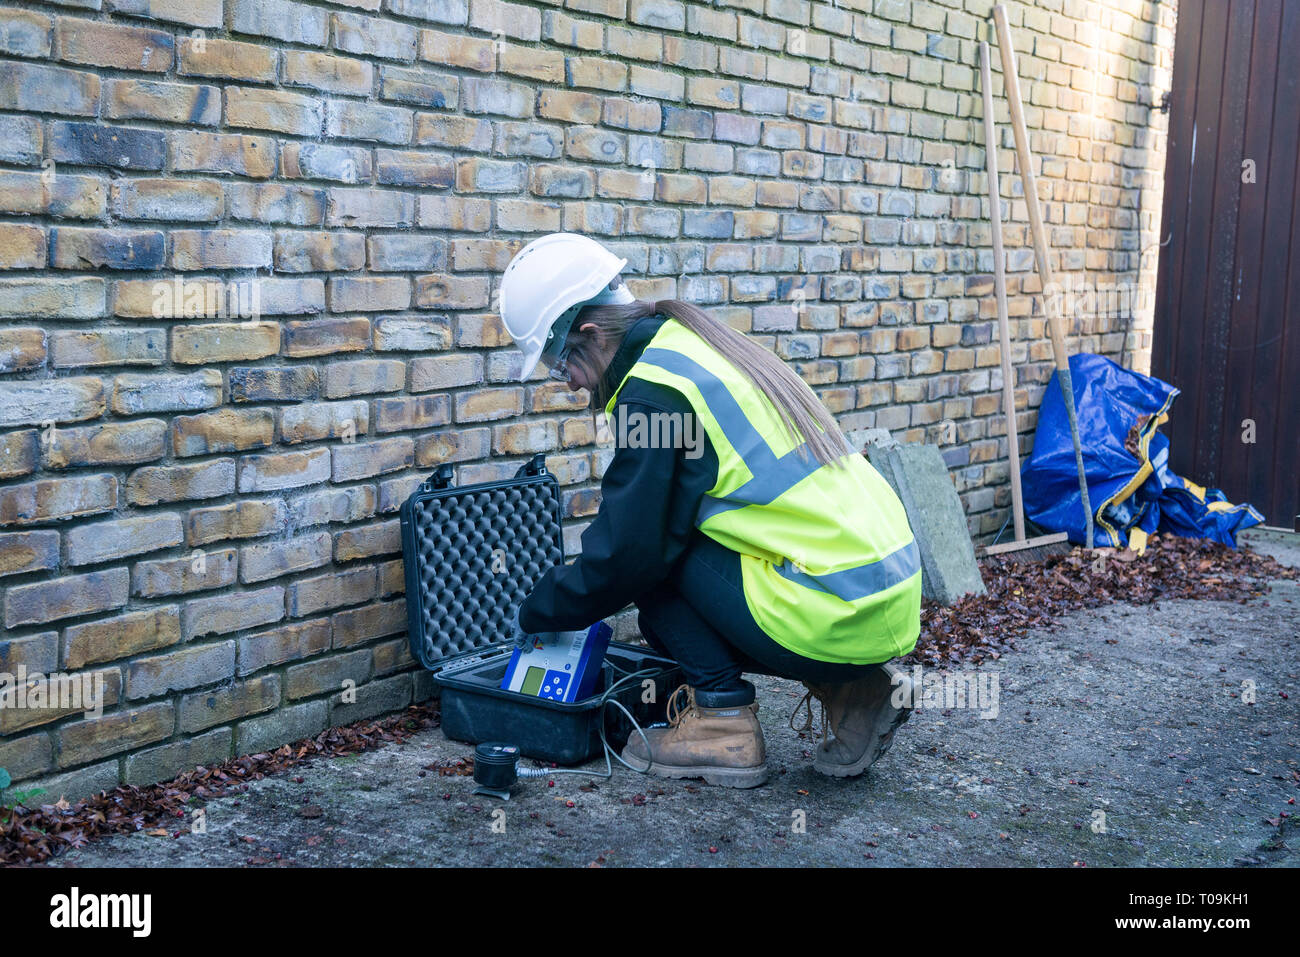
[634,532,883,694]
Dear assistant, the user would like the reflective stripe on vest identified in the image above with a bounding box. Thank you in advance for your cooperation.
[774,540,921,603]
[638,347,819,520]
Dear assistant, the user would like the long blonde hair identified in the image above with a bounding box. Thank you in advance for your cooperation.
[565,298,851,467]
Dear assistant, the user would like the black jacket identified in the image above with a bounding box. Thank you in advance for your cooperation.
[517,314,719,633]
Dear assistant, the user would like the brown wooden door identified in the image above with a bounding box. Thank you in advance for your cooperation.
[1152,0,1300,529]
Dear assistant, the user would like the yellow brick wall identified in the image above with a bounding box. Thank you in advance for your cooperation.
[0,0,1175,798]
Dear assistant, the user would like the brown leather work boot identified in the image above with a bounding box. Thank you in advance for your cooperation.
[621,682,769,788]
[795,663,914,778]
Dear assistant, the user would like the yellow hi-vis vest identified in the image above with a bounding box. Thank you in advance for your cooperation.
[605,318,922,664]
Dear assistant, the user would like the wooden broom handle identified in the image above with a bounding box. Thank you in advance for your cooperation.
[980,38,1026,542]
[992,3,1096,548]
[992,3,1070,374]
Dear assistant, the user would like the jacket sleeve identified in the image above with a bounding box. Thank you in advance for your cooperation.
[517,386,716,633]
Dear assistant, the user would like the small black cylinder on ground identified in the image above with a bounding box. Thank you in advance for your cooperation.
[473,743,520,790]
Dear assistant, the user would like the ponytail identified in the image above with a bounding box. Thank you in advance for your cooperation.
[573,298,852,468]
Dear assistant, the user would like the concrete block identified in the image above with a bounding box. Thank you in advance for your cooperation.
[864,438,985,605]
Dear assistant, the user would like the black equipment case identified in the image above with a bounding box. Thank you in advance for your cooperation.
[400,454,681,765]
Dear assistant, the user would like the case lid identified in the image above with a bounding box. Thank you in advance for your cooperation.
[401,454,565,670]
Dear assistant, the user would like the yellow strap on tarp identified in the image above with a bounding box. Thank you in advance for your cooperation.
[1095,394,1177,544]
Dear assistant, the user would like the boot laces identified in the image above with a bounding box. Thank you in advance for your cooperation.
[665,685,697,728]
[788,688,829,745]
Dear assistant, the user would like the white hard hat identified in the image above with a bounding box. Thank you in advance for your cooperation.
[499,233,636,380]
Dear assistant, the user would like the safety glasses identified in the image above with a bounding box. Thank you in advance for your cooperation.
[543,344,573,382]
[539,308,581,381]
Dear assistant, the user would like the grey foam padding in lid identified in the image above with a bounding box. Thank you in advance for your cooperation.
[406,478,564,667]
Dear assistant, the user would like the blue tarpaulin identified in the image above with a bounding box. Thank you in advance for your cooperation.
[1021,353,1265,550]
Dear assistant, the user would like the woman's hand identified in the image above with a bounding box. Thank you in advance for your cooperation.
[510,606,535,650]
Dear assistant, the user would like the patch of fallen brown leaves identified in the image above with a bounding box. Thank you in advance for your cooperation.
[910,534,1297,668]
[1,703,439,867]
[423,757,474,776]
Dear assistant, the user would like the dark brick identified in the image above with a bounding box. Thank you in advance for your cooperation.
[51,122,166,171]
[178,675,281,733]
[49,228,166,270]
[229,366,320,403]
[330,673,411,726]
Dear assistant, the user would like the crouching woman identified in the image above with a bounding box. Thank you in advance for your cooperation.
[500,233,922,788]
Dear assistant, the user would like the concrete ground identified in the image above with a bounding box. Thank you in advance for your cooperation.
[52,531,1299,868]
